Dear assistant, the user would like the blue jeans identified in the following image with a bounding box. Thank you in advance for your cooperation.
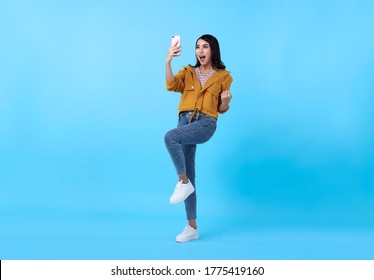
[164,111,217,220]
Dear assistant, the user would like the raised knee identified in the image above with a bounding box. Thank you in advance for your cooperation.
[164,131,173,145]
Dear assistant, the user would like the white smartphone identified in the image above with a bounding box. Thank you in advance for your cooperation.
[171,35,180,47]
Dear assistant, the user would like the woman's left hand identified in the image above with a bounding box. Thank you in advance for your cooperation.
[220,90,232,104]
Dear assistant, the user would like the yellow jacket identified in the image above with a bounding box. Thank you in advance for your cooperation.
[166,66,233,119]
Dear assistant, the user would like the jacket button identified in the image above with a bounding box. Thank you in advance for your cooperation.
[192,86,194,89]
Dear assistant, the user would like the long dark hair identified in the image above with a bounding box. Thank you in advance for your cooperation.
[192,34,226,70]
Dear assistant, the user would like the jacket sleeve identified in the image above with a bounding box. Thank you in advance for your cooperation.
[222,74,233,91]
[166,68,185,93]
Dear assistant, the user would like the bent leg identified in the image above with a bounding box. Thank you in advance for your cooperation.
[164,117,216,176]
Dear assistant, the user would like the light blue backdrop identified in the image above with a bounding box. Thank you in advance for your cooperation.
[1,0,373,259]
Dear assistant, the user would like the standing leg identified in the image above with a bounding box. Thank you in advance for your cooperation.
[183,144,197,227]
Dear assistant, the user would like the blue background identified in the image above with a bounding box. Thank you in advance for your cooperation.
[1,0,373,259]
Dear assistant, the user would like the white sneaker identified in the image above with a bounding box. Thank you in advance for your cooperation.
[169,180,195,204]
[176,225,199,243]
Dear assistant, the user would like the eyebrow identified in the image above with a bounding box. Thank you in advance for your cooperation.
[196,44,210,47]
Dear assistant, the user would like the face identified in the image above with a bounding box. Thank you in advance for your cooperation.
[195,39,212,67]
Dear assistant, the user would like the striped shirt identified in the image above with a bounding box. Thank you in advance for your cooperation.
[194,67,217,88]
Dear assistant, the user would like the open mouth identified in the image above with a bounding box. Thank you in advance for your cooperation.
[199,55,206,63]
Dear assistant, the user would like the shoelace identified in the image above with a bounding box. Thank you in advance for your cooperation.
[173,181,183,191]
[183,226,191,233]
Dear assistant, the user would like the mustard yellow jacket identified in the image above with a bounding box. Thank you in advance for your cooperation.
[166,66,233,119]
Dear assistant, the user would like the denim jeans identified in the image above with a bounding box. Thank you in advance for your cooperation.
[164,111,217,220]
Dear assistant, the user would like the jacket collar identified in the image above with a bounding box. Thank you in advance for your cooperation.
[185,66,230,91]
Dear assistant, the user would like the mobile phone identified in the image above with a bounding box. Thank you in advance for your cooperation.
[171,35,180,47]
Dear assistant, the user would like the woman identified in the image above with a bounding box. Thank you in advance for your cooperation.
[164,34,233,242]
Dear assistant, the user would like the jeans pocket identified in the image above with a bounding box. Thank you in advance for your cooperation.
[208,117,217,128]
[204,118,217,140]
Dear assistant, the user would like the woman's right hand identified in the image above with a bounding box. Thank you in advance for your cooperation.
[166,41,181,64]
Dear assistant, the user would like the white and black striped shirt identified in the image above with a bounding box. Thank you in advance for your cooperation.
[194,67,216,88]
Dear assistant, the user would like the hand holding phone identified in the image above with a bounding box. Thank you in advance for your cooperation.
[171,35,181,56]
[171,35,180,47]
[166,35,181,63]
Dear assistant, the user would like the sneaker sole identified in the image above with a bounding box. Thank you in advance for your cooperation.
[176,235,199,243]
